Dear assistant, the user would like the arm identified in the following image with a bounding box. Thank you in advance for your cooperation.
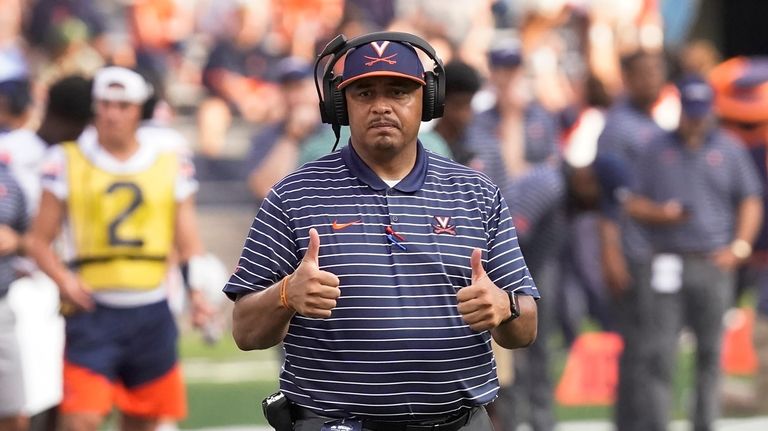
[174,194,215,328]
[457,249,538,349]
[624,194,688,225]
[232,280,295,350]
[733,196,763,247]
[248,137,301,200]
[231,228,340,350]
[491,294,537,349]
[26,190,94,310]
[712,196,763,271]
[598,215,631,298]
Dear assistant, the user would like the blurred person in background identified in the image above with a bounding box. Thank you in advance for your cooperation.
[710,56,768,414]
[0,153,32,431]
[595,49,667,431]
[466,36,560,187]
[246,57,322,202]
[127,0,196,80]
[198,0,282,158]
[630,75,763,431]
[419,60,483,168]
[0,78,31,134]
[1,75,92,431]
[26,66,213,431]
[493,157,566,431]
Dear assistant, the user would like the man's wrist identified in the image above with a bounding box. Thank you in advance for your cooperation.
[500,291,520,325]
[730,239,753,260]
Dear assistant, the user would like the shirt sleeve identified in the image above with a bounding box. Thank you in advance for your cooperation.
[730,140,764,202]
[223,189,300,300]
[39,146,68,200]
[484,187,539,298]
[506,167,563,245]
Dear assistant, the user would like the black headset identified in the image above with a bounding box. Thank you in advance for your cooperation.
[313,31,446,146]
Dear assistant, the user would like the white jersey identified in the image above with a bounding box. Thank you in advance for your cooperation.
[40,126,199,307]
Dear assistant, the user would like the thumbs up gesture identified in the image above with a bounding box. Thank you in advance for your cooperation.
[284,228,341,318]
[456,248,511,331]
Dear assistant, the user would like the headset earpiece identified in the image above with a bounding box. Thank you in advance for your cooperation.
[330,76,348,125]
[422,71,437,122]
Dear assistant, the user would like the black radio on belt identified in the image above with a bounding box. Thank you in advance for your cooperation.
[262,392,292,431]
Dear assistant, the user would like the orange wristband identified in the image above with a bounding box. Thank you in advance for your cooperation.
[279,275,293,310]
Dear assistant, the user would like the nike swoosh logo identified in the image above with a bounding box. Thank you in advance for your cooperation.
[332,219,362,230]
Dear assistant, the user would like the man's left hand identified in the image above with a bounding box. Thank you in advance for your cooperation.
[457,248,511,332]
[711,247,741,272]
[189,290,215,330]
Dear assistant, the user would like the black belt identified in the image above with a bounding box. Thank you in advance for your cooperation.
[290,405,474,431]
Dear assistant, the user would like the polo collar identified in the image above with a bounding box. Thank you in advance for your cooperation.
[341,139,428,193]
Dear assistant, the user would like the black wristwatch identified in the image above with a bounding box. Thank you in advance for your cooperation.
[500,291,520,324]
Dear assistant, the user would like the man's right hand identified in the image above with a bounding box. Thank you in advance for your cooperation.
[59,272,95,313]
[284,228,340,318]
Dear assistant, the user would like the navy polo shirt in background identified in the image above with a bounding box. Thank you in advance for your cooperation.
[636,130,763,253]
[224,141,538,419]
[597,99,666,261]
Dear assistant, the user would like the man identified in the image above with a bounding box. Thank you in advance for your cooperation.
[246,56,323,202]
[224,34,538,430]
[631,75,763,431]
[0,78,31,134]
[466,36,560,186]
[0,75,92,431]
[595,50,667,431]
[419,60,482,168]
[26,66,212,431]
[0,166,31,431]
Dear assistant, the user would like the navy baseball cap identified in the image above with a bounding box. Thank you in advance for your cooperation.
[678,74,714,118]
[488,38,522,68]
[275,56,313,83]
[338,40,426,89]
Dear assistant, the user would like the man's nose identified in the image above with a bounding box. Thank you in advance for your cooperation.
[370,95,393,115]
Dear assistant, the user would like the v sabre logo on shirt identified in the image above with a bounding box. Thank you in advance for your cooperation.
[432,216,456,235]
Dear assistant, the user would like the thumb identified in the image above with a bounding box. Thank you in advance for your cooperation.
[470,248,486,282]
[303,228,321,264]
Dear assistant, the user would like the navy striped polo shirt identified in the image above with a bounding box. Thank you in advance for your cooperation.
[636,129,763,253]
[0,164,27,296]
[597,99,665,261]
[224,141,538,419]
[504,162,567,271]
[466,101,559,189]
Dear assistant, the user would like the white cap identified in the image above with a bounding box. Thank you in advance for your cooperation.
[92,67,153,104]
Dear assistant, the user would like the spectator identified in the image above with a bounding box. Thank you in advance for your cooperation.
[197,0,282,157]
[595,49,667,431]
[246,57,322,201]
[419,60,483,168]
[630,75,763,431]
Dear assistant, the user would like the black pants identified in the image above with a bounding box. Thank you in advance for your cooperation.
[292,407,494,431]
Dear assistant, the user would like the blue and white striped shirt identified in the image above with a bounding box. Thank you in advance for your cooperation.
[0,164,27,296]
[636,129,763,253]
[224,141,538,419]
[597,99,665,261]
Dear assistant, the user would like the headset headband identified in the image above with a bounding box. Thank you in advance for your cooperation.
[313,31,445,120]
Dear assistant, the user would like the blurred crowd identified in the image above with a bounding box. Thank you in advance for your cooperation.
[5,0,768,431]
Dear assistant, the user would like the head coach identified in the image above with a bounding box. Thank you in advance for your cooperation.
[223,32,539,431]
